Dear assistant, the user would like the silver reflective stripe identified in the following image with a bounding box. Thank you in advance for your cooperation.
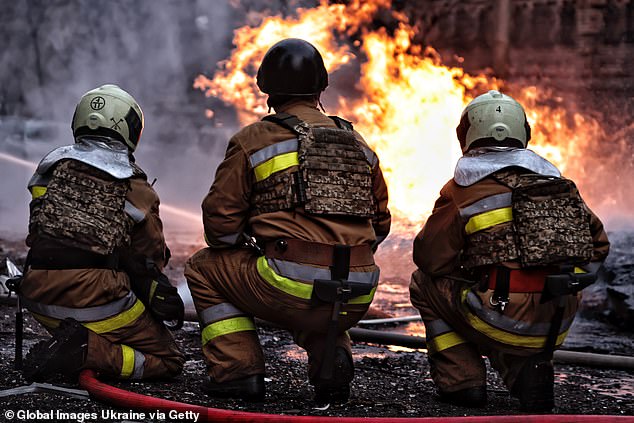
[131,349,145,380]
[425,319,454,339]
[459,193,512,220]
[216,232,242,245]
[454,147,561,187]
[249,139,298,167]
[124,201,146,223]
[20,291,137,322]
[360,145,378,167]
[465,291,574,336]
[199,303,246,326]
[268,258,379,286]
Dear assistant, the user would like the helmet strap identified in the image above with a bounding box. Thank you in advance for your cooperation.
[318,99,326,113]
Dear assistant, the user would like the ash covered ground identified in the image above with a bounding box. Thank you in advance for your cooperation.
[1,233,633,420]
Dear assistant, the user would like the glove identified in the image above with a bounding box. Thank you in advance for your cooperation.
[132,273,185,330]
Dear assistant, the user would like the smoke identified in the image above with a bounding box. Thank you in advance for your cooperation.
[0,0,241,239]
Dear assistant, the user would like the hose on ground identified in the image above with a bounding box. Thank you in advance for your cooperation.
[78,369,632,423]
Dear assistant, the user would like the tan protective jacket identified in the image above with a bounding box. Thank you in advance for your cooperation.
[201,100,391,248]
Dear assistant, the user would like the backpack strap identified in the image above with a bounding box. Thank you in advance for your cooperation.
[329,115,354,131]
[262,113,306,135]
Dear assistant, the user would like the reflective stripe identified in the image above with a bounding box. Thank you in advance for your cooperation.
[462,290,569,348]
[257,256,313,299]
[200,303,245,326]
[459,193,512,220]
[465,207,513,235]
[21,291,137,322]
[427,331,468,355]
[574,267,586,274]
[84,300,145,334]
[465,290,574,336]
[257,257,377,303]
[268,258,379,285]
[360,145,378,167]
[201,316,256,345]
[31,186,47,199]
[132,348,145,379]
[124,201,146,223]
[249,139,298,167]
[216,232,242,245]
[253,152,299,182]
[120,345,135,378]
[424,319,453,339]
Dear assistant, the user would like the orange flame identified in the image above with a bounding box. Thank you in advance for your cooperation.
[195,0,627,230]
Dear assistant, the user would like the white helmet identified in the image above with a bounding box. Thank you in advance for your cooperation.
[72,84,144,151]
[456,90,531,153]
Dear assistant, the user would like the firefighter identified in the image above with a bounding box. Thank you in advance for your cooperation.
[184,38,391,403]
[409,90,609,412]
[21,84,185,382]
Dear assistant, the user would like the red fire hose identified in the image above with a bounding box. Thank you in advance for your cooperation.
[78,370,633,423]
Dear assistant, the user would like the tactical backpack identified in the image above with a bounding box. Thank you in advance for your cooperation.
[252,113,375,218]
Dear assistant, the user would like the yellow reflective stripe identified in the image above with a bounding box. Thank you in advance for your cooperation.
[465,207,513,235]
[257,256,313,299]
[253,152,298,182]
[120,345,135,378]
[348,286,376,304]
[31,300,145,334]
[464,309,569,348]
[257,256,376,303]
[201,317,255,345]
[31,186,47,199]
[574,267,586,274]
[84,300,145,334]
[428,331,468,355]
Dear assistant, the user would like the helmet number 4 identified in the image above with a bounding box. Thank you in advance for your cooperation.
[496,106,502,113]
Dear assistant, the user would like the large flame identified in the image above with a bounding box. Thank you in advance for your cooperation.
[195,0,626,230]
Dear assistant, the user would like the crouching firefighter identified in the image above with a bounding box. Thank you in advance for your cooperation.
[20,84,185,382]
[409,90,609,412]
[184,38,391,404]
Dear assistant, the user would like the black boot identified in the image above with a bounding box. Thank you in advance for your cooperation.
[438,385,488,408]
[512,357,555,412]
[202,374,265,401]
[23,318,88,382]
[313,348,354,406]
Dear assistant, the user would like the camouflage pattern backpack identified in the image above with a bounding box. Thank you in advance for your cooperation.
[29,159,133,255]
[253,113,375,218]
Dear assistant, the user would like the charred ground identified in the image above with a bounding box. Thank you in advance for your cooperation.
[1,235,633,420]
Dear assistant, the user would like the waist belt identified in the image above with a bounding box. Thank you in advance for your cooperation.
[488,267,553,293]
[264,238,374,267]
[29,247,120,270]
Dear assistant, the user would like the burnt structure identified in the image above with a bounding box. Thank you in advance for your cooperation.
[406,0,634,97]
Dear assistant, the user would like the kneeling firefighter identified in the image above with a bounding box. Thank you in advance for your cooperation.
[20,84,185,381]
[185,38,391,403]
[409,90,609,411]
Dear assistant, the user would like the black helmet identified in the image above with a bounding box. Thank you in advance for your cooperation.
[256,38,328,95]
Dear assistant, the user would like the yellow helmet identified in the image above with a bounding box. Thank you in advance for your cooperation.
[456,90,531,153]
[72,84,144,151]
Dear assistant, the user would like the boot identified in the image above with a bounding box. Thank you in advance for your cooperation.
[511,357,555,412]
[202,374,265,401]
[313,347,354,406]
[23,318,88,382]
[438,385,487,408]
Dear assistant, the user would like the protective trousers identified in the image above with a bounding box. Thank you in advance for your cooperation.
[21,269,184,380]
[409,270,578,393]
[184,247,372,383]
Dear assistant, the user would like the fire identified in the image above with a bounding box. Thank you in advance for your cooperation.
[195,0,626,230]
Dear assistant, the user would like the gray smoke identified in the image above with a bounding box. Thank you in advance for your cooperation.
[0,0,244,237]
